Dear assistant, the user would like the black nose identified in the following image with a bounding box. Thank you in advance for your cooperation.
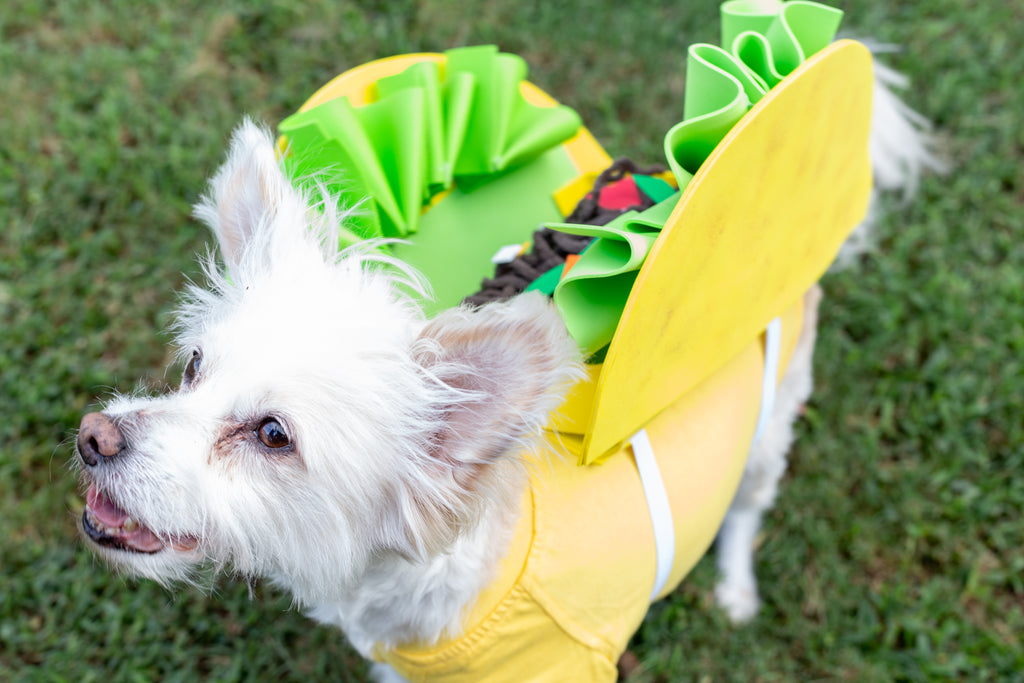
[78,412,125,466]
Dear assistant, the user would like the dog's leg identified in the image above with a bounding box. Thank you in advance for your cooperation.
[715,505,766,623]
[715,286,821,623]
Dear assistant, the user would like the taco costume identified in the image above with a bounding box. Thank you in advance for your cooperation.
[277,1,873,679]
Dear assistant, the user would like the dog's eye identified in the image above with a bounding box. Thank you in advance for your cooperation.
[256,418,290,449]
[183,349,202,387]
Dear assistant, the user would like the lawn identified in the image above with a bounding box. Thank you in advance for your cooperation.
[1,0,1021,681]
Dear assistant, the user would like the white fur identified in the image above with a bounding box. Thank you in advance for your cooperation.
[713,53,943,624]
[75,53,939,680]
[835,51,946,267]
[715,285,820,623]
[76,120,582,656]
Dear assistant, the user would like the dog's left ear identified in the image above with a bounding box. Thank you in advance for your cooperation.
[417,293,581,465]
[400,293,581,551]
[193,119,303,276]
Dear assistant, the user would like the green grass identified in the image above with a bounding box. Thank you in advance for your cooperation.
[2,0,1021,680]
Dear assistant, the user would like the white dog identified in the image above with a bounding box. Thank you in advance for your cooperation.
[74,59,939,681]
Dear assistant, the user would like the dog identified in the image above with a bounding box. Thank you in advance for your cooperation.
[73,49,940,681]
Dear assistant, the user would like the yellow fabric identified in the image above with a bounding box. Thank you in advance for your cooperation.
[379,300,804,682]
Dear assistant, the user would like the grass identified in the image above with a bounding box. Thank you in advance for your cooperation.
[1,0,1021,680]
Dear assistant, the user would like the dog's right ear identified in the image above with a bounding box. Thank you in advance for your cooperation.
[193,119,300,275]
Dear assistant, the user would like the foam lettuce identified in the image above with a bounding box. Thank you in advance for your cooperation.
[276,1,843,352]
[279,45,581,244]
[549,0,843,356]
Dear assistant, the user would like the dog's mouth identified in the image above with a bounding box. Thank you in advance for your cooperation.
[82,485,197,554]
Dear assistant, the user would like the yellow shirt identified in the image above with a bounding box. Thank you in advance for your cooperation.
[378,301,804,682]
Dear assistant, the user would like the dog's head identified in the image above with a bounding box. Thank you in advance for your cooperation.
[75,121,581,598]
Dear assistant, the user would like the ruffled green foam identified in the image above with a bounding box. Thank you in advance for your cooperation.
[552,0,842,356]
[279,45,582,245]
[278,1,842,336]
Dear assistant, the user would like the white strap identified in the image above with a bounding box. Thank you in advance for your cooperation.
[632,317,781,602]
[751,317,782,445]
[631,428,675,600]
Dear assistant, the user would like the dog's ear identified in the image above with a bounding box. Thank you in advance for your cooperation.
[394,293,581,555]
[193,119,299,273]
[416,293,581,470]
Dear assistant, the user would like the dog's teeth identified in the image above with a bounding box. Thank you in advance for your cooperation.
[123,517,138,532]
[86,509,105,531]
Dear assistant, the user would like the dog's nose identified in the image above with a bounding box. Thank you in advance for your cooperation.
[78,412,125,466]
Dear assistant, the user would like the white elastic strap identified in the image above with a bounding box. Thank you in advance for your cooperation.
[632,318,780,601]
[751,317,783,445]
[631,428,675,601]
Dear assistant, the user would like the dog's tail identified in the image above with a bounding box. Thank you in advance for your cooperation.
[835,46,947,268]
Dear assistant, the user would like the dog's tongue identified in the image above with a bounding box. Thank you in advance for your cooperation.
[87,485,128,527]
[85,484,166,552]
